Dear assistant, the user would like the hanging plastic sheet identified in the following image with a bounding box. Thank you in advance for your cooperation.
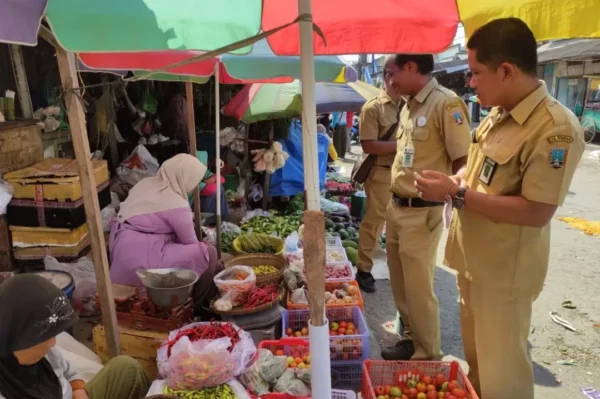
[269,120,329,197]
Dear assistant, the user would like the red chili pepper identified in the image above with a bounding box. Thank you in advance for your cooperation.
[163,321,242,357]
[242,285,279,309]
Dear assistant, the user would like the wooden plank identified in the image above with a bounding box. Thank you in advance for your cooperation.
[55,48,120,357]
[186,82,202,238]
[93,325,166,380]
[304,210,326,326]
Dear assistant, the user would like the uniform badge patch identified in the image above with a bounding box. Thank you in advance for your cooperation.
[478,156,497,185]
[549,148,568,169]
[452,110,464,125]
[547,135,574,144]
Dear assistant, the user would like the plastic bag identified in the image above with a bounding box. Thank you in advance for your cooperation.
[283,265,306,291]
[291,288,308,305]
[320,197,349,214]
[222,222,242,235]
[241,209,272,224]
[157,322,257,390]
[295,368,312,385]
[239,349,271,395]
[116,145,159,187]
[274,369,311,396]
[0,180,13,215]
[259,354,287,383]
[44,256,97,316]
[213,266,256,307]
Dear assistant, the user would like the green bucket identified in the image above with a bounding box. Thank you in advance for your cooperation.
[350,193,367,219]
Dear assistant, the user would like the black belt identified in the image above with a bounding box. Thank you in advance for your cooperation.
[392,194,442,208]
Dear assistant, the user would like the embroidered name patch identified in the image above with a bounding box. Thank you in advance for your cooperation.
[547,135,574,144]
[549,148,568,169]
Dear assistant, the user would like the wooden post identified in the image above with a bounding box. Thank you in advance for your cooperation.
[8,44,33,118]
[55,48,120,357]
[186,82,202,237]
[303,211,326,326]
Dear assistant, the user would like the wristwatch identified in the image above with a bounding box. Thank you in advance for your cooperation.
[452,187,467,210]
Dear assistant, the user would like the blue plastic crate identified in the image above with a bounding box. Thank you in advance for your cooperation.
[281,306,370,363]
[332,360,363,391]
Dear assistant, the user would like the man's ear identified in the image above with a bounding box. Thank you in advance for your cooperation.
[498,62,516,81]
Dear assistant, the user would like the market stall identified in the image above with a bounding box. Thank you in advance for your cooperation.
[2,1,600,399]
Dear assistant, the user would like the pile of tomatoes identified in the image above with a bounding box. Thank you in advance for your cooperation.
[373,371,469,399]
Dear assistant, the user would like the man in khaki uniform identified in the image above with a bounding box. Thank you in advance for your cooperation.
[356,78,402,293]
[415,18,585,399]
[382,54,471,360]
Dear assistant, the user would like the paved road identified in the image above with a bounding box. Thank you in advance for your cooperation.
[339,143,600,398]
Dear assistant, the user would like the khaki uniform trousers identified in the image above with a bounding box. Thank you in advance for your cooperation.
[357,166,392,273]
[457,276,538,399]
[385,202,443,360]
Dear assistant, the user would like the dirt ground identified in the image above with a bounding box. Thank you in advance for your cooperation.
[338,143,600,398]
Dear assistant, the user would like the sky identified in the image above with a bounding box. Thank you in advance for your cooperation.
[339,24,465,63]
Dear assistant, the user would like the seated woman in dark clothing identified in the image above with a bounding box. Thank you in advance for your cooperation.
[0,274,151,399]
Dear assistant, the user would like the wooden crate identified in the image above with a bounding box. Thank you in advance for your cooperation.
[92,324,167,380]
[0,121,43,175]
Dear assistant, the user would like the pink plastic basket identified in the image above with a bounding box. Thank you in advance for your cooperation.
[281,306,369,362]
[255,390,356,399]
[362,360,479,399]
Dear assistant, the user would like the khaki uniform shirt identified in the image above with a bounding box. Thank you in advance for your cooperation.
[445,83,585,297]
[359,91,400,166]
[390,79,471,197]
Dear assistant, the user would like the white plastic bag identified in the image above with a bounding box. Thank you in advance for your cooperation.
[0,180,13,215]
[156,322,257,390]
[116,145,159,187]
[44,256,97,316]
[213,266,256,307]
[320,197,350,214]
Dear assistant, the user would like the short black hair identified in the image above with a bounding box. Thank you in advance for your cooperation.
[467,17,538,76]
[392,54,434,75]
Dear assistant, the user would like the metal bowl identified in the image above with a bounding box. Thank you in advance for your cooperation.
[136,268,199,308]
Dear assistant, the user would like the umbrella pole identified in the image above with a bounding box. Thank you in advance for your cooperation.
[186,82,202,238]
[297,0,331,398]
[214,65,222,258]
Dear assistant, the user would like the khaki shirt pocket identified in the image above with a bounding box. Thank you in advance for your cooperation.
[412,127,430,141]
[477,143,519,196]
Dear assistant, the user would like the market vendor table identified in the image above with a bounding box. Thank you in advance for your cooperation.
[93,324,167,380]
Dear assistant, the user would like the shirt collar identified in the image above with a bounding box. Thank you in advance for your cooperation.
[508,81,549,125]
[379,90,398,106]
[413,78,438,104]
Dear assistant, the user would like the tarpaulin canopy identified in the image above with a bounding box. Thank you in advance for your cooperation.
[223,80,380,123]
[79,39,357,84]
[0,0,48,46]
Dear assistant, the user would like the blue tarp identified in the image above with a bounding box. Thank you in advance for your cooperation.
[269,120,329,197]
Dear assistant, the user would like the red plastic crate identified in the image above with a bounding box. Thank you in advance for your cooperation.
[282,306,370,362]
[362,360,479,399]
[256,390,356,399]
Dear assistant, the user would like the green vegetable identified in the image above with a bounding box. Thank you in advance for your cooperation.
[345,247,358,266]
[342,240,358,249]
[164,382,236,398]
[332,232,341,237]
[346,226,357,235]
[240,214,302,239]
[221,232,239,254]
[334,223,345,232]
[325,219,335,229]
[339,230,350,240]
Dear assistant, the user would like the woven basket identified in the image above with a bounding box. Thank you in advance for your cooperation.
[225,254,285,286]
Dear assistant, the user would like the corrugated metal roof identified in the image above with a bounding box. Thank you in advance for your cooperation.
[433,59,469,75]
[538,39,600,63]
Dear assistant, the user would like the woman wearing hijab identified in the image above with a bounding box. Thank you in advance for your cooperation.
[109,153,222,312]
[0,274,150,399]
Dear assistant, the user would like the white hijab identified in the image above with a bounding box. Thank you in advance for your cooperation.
[117,153,207,221]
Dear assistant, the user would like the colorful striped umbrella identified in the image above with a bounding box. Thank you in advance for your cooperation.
[36,0,600,55]
[79,39,357,84]
[223,80,381,123]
